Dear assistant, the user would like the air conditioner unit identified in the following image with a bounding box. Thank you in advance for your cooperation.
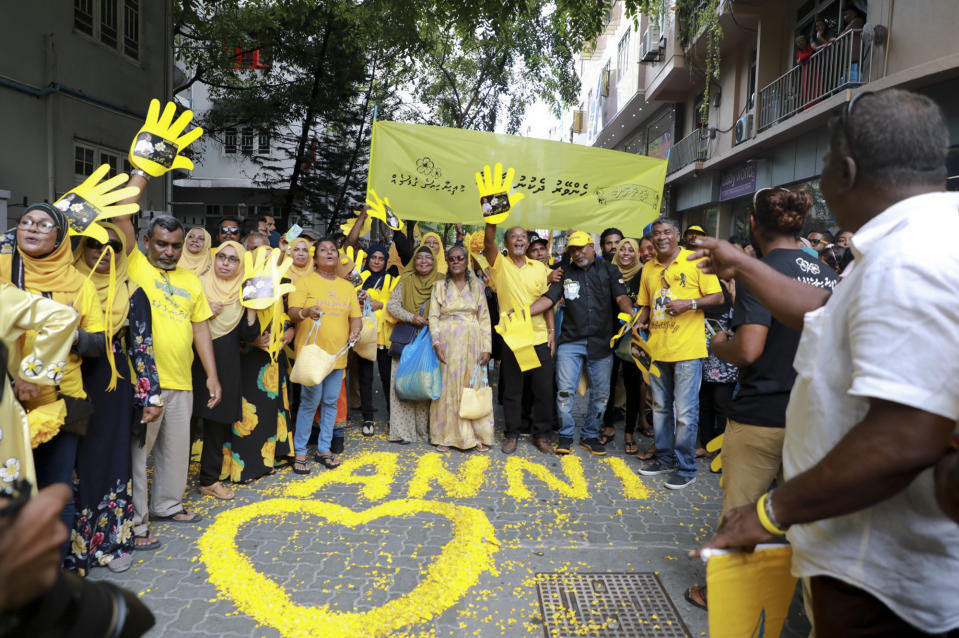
[572,110,585,133]
[600,70,611,97]
[735,113,754,144]
[641,24,663,62]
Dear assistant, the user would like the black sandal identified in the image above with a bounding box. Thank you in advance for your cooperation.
[361,421,375,437]
[292,457,311,475]
[597,427,615,446]
[624,435,638,455]
[314,453,341,469]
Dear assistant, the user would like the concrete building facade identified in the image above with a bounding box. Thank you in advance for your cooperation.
[570,0,959,238]
[0,1,173,230]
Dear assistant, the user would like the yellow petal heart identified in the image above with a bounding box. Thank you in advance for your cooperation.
[199,498,498,638]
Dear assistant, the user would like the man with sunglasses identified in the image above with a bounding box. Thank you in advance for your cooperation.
[634,220,723,490]
[215,217,241,246]
[692,89,959,636]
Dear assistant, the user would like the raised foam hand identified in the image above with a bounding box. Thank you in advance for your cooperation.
[340,211,373,238]
[54,164,140,243]
[241,247,293,309]
[475,162,525,225]
[129,99,204,177]
[365,189,404,231]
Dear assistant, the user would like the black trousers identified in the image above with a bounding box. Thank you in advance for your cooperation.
[810,575,959,637]
[356,348,393,421]
[501,343,554,439]
[620,361,643,435]
[199,419,230,487]
[698,381,734,446]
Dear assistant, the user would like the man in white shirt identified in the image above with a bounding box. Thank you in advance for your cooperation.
[692,89,959,636]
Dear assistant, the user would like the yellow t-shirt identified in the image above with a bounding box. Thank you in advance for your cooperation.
[637,247,722,362]
[22,280,104,404]
[127,249,213,391]
[489,255,549,346]
[289,273,361,369]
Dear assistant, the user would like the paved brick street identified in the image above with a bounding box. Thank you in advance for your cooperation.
[90,381,810,638]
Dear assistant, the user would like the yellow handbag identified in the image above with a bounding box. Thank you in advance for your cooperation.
[458,366,492,421]
[354,306,378,362]
[289,324,348,386]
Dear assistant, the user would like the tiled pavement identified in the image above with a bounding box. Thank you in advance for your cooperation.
[90,378,810,637]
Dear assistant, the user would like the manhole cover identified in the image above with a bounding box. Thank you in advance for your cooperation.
[535,572,690,637]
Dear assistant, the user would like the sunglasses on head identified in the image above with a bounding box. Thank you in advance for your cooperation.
[88,239,123,252]
[219,226,240,235]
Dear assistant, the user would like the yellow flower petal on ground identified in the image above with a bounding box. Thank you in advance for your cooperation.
[504,455,590,500]
[406,453,490,499]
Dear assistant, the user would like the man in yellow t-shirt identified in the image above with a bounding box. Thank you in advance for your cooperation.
[116,213,219,546]
[288,237,362,474]
[484,223,554,456]
[635,219,723,490]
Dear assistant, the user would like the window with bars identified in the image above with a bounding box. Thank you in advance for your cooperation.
[206,204,221,218]
[100,150,121,177]
[224,128,237,154]
[123,0,139,59]
[100,0,118,48]
[258,131,270,154]
[241,128,254,155]
[75,144,96,177]
[75,0,94,35]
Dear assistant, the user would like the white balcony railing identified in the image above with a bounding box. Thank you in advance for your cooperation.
[666,128,709,175]
[758,28,880,132]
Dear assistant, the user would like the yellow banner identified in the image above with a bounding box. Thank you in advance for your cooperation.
[367,121,667,237]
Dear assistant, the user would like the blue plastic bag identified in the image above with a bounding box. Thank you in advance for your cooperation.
[394,327,442,401]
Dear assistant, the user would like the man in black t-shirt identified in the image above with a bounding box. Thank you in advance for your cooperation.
[529,232,635,455]
[712,248,837,513]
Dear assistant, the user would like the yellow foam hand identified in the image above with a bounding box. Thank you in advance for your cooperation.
[475,162,525,225]
[609,312,639,349]
[241,247,291,310]
[365,189,404,231]
[356,270,372,290]
[494,309,541,371]
[707,434,723,473]
[54,164,140,243]
[629,333,661,386]
[340,212,373,238]
[129,99,203,177]
[343,246,366,271]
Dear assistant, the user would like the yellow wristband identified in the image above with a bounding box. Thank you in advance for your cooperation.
[756,493,788,536]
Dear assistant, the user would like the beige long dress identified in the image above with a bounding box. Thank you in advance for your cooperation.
[427,277,494,448]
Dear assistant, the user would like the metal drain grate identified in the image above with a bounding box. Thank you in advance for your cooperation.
[535,572,690,638]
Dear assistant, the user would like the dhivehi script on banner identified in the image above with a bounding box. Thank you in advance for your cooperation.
[367,121,667,237]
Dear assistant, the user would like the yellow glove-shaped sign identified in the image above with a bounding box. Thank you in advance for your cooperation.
[356,270,372,290]
[340,211,373,238]
[337,246,366,286]
[129,99,203,177]
[54,164,140,243]
[365,189,404,231]
[241,247,295,310]
[629,333,661,386]
[707,433,723,473]
[475,162,525,225]
[494,309,541,371]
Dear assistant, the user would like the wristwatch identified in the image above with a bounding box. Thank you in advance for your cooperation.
[690,299,698,310]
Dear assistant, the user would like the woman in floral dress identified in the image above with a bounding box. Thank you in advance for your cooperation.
[68,223,162,574]
[428,245,493,451]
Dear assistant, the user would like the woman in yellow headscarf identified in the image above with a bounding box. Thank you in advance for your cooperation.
[0,202,105,558]
[603,237,645,455]
[178,226,213,276]
[385,245,443,443]
[69,222,163,572]
[286,237,315,284]
[194,241,259,496]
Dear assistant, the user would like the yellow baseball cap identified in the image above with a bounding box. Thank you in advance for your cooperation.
[566,231,592,248]
[686,225,706,234]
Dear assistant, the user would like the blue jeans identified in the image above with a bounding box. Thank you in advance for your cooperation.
[650,359,702,479]
[293,369,345,456]
[555,339,614,441]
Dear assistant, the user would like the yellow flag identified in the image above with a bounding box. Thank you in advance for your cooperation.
[367,121,667,237]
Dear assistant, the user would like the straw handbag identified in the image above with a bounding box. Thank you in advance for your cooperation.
[458,365,492,420]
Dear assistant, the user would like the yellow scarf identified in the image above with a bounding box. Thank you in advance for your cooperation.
[74,222,137,333]
[286,237,315,284]
[400,245,443,316]
[201,241,246,339]
[613,238,642,283]
[421,232,447,274]
[178,227,213,276]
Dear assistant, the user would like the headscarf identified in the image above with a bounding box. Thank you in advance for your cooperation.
[421,232,447,274]
[0,203,86,296]
[612,238,642,283]
[286,237,315,284]
[400,245,442,316]
[362,244,388,290]
[178,226,213,276]
[201,241,246,339]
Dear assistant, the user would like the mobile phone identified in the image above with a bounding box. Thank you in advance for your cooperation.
[285,224,303,242]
